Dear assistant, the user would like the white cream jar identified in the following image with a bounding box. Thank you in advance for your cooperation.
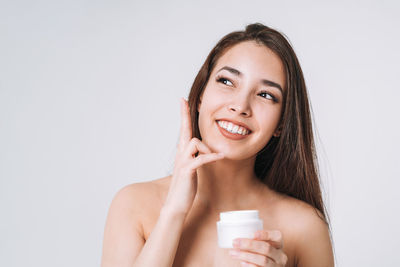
[216,210,263,248]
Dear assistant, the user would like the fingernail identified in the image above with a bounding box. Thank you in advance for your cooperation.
[229,249,238,256]
[253,231,260,239]
[233,239,240,247]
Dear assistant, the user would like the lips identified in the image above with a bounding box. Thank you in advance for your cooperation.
[216,119,252,133]
[215,119,252,140]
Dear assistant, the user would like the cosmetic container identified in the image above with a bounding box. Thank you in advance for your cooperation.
[216,210,263,248]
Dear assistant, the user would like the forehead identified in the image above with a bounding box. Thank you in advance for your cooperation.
[213,41,286,89]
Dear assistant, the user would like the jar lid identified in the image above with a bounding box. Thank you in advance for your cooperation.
[219,210,259,222]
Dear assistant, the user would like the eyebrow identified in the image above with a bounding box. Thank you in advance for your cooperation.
[217,66,283,93]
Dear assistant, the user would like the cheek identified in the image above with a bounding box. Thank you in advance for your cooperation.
[197,90,225,136]
[256,106,282,133]
[198,103,217,130]
[198,88,224,116]
[203,86,224,103]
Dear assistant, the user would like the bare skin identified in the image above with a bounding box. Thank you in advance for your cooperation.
[101,41,334,267]
[103,176,333,267]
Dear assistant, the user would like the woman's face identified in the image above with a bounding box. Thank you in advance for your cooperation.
[198,41,286,160]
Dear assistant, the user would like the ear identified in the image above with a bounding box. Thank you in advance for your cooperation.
[273,126,281,137]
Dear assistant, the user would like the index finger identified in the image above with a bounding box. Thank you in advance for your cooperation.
[178,97,193,150]
[254,230,284,249]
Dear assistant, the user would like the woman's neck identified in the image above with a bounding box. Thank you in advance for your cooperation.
[193,157,269,212]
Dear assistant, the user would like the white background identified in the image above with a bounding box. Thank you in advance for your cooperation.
[1,1,399,266]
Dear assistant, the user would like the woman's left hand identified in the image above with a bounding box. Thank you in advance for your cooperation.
[229,230,288,267]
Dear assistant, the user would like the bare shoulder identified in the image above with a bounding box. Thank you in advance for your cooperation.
[117,175,171,200]
[113,175,172,217]
[277,196,334,267]
[101,176,172,267]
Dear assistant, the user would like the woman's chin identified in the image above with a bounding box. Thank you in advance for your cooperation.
[201,137,257,161]
[209,144,253,161]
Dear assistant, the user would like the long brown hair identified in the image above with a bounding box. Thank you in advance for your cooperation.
[188,23,329,224]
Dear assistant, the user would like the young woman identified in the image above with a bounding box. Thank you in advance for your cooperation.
[101,23,334,267]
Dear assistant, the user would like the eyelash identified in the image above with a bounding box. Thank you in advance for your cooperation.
[216,76,278,103]
[216,76,234,86]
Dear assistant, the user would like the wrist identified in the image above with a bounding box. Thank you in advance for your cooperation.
[160,205,188,221]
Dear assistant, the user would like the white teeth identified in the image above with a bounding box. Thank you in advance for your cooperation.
[217,120,250,135]
[227,122,233,131]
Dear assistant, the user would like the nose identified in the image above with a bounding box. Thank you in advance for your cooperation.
[228,94,251,117]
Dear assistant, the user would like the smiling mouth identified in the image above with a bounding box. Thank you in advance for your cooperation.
[216,120,251,136]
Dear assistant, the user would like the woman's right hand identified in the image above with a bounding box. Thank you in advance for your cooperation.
[162,98,225,216]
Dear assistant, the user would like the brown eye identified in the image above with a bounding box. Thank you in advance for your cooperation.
[217,77,233,86]
[258,91,278,103]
